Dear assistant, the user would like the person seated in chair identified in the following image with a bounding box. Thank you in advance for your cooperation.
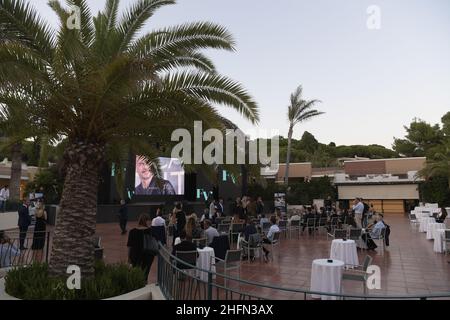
[259,214,269,229]
[151,207,166,227]
[243,216,257,242]
[361,214,385,251]
[274,208,282,224]
[319,207,328,219]
[241,216,258,260]
[0,231,20,268]
[204,219,220,246]
[436,208,447,224]
[172,230,198,270]
[261,216,280,262]
[172,230,197,256]
[327,208,340,232]
[185,215,203,240]
[288,210,302,224]
[302,207,315,234]
[341,208,357,228]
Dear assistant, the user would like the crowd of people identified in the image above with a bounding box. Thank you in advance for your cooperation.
[122,195,394,280]
[0,193,394,279]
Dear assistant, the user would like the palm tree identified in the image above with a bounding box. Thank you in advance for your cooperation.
[419,142,450,191]
[0,101,39,202]
[0,0,259,277]
[284,86,323,185]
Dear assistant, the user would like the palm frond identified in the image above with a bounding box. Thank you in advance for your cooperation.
[153,50,216,73]
[104,0,120,32]
[117,0,176,53]
[161,71,259,124]
[0,0,54,58]
[0,44,51,85]
[130,21,235,58]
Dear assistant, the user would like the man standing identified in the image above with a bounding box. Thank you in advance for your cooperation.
[209,198,218,218]
[118,199,128,235]
[0,185,9,212]
[217,198,225,216]
[352,197,365,228]
[256,196,265,216]
[324,196,332,212]
[361,198,370,228]
[172,202,186,246]
[17,199,31,250]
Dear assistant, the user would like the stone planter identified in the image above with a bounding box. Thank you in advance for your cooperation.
[0,270,165,300]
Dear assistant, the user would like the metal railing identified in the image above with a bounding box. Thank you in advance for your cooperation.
[0,231,52,268]
[156,243,450,300]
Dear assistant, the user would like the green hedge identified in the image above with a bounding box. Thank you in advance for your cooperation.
[5,261,146,300]
[247,177,337,205]
[5,200,22,212]
[419,176,450,207]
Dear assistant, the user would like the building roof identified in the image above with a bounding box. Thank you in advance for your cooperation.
[343,156,426,163]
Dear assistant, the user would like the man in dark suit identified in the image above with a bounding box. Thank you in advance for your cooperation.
[118,199,128,235]
[17,199,31,250]
[172,230,198,269]
[218,198,225,216]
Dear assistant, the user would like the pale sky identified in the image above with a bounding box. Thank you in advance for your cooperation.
[31,0,450,148]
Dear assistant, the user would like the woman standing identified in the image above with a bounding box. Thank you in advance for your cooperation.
[172,203,186,246]
[185,215,203,240]
[127,214,155,281]
[32,200,47,262]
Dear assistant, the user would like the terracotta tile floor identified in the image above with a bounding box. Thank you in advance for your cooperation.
[96,214,450,299]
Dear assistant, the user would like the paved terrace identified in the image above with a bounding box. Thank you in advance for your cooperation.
[96,214,450,298]
[2,213,449,299]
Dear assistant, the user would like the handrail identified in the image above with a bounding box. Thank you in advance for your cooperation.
[158,243,450,300]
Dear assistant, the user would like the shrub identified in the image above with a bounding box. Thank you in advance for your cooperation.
[419,176,450,207]
[5,261,146,300]
[5,200,22,212]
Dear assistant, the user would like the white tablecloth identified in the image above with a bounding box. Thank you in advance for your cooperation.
[330,239,359,266]
[414,211,431,219]
[413,207,441,218]
[419,217,436,233]
[433,229,448,253]
[196,247,216,282]
[310,259,344,300]
[427,223,446,240]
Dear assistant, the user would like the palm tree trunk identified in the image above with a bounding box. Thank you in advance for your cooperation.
[284,124,294,185]
[10,142,23,201]
[38,135,50,168]
[49,142,104,278]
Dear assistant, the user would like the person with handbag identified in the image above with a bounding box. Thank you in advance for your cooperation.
[31,199,47,262]
[127,214,156,281]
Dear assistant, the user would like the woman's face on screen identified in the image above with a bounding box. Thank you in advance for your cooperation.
[136,157,153,181]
